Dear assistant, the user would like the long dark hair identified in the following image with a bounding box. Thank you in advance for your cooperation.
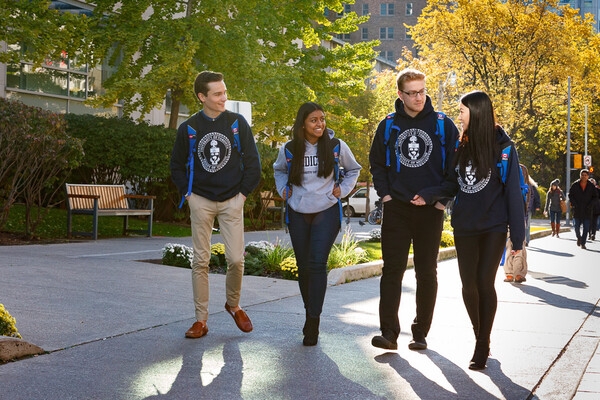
[455,91,497,180]
[288,102,334,186]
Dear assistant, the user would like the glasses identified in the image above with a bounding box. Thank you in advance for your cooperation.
[400,89,427,98]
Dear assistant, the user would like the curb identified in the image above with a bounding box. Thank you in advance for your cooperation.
[0,337,44,362]
[327,227,569,286]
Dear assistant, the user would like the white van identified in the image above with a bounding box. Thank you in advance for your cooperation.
[343,187,378,217]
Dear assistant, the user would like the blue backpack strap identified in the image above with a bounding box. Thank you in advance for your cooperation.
[179,124,197,208]
[384,113,396,170]
[332,140,343,226]
[284,144,294,226]
[498,145,529,206]
[436,112,446,170]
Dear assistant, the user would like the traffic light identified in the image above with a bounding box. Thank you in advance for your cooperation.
[574,154,582,169]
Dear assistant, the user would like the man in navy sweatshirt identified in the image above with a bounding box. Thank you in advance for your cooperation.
[369,69,459,351]
[170,71,261,339]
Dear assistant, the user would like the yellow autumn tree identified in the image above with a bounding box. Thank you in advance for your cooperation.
[399,0,600,183]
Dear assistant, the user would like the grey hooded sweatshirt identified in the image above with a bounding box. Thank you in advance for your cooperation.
[273,139,361,214]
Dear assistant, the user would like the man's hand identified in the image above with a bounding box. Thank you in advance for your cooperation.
[382,195,392,203]
[411,195,426,206]
[511,250,521,255]
[434,201,445,210]
[241,194,246,201]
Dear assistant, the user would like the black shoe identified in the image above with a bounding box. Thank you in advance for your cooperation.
[408,336,427,350]
[371,335,398,350]
[581,244,587,249]
[469,341,490,370]
[303,316,319,346]
[577,238,581,246]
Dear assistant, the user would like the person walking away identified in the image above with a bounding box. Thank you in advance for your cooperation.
[369,68,459,351]
[412,91,525,370]
[544,179,565,238]
[273,102,361,345]
[568,169,598,250]
[587,178,600,241]
[525,171,541,245]
[170,71,261,338]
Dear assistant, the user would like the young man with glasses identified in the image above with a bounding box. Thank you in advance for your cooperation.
[369,68,459,351]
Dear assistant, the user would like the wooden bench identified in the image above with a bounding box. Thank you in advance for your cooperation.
[65,184,155,240]
[261,191,285,228]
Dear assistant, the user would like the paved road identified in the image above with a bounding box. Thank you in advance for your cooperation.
[0,222,598,399]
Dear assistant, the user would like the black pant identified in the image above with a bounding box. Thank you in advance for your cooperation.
[454,231,507,343]
[288,204,340,318]
[379,199,444,340]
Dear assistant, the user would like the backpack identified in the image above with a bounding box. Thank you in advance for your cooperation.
[179,111,242,208]
[497,144,528,212]
[283,138,343,227]
[383,112,451,172]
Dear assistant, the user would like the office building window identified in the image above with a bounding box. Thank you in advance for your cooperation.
[380,27,394,40]
[405,27,412,40]
[337,33,351,41]
[381,51,395,62]
[406,3,413,16]
[362,27,368,40]
[345,4,351,13]
[381,3,395,15]
[362,4,369,15]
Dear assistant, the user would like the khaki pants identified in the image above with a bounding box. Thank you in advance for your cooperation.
[503,239,527,277]
[188,192,245,321]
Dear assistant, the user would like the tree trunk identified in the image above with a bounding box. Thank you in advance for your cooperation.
[169,89,183,130]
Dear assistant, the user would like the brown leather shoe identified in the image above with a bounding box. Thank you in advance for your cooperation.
[185,321,208,338]
[225,303,253,333]
[504,275,514,282]
[515,275,527,283]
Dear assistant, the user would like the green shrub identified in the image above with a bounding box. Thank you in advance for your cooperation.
[261,240,294,273]
[0,304,22,338]
[440,231,455,248]
[0,98,84,236]
[328,227,369,270]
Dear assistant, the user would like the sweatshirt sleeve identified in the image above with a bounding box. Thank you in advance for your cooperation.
[238,116,261,197]
[506,146,526,250]
[338,140,361,198]
[369,119,391,199]
[170,123,190,196]
[273,145,289,198]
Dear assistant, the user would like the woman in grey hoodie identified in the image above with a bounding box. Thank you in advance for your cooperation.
[273,102,361,346]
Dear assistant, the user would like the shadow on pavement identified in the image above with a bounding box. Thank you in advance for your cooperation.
[515,285,600,317]
[526,246,574,257]
[142,340,243,400]
[374,349,530,399]
[527,271,588,289]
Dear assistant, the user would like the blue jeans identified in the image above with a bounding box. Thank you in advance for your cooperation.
[288,204,340,318]
[549,211,561,224]
[573,218,591,246]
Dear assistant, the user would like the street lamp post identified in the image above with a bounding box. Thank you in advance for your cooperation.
[438,71,457,112]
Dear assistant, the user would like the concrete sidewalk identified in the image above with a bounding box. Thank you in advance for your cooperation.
[1,226,599,399]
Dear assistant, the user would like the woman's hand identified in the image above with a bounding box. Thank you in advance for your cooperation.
[332,185,341,198]
[511,249,521,255]
[411,195,426,206]
[282,187,292,200]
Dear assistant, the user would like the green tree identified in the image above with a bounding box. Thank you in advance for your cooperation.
[0,0,87,65]
[407,0,600,185]
[87,0,377,137]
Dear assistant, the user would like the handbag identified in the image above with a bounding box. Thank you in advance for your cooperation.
[560,199,567,213]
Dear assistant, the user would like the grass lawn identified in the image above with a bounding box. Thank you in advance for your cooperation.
[3,204,192,239]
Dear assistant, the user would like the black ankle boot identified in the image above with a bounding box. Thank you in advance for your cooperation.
[469,340,490,370]
[303,316,319,346]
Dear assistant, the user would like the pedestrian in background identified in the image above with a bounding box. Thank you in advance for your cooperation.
[568,169,598,250]
[544,179,565,238]
[369,68,459,352]
[587,178,600,241]
[412,90,525,370]
[273,102,361,346]
[170,71,261,339]
[525,171,541,246]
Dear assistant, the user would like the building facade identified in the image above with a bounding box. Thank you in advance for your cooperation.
[326,0,428,63]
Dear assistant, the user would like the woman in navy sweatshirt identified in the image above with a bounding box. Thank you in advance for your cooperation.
[412,91,525,370]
